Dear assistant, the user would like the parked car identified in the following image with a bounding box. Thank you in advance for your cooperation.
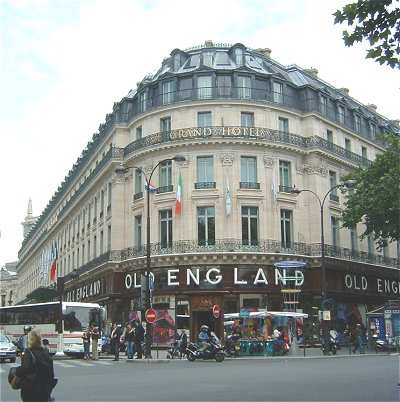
[0,334,17,363]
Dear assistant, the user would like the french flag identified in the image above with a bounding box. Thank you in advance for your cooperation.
[145,180,157,192]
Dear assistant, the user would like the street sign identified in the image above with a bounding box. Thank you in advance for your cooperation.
[145,308,157,324]
[212,304,221,319]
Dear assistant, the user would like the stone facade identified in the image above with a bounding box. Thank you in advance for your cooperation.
[15,44,399,333]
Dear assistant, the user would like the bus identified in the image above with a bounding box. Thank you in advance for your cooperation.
[0,301,105,355]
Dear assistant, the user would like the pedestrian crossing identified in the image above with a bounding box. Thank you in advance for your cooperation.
[0,359,118,373]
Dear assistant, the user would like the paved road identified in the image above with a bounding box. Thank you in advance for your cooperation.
[1,355,398,401]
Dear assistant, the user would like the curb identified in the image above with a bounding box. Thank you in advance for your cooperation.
[125,358,170,364]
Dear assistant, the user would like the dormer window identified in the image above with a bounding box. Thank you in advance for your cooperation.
[337,104,345,124]
[203,52,214,67]
[174,53,181,70]
[320,95,328,115]
[354,114,361,132]
[139,91,147,113]
[234,47,243,66]
[369,122,376,139]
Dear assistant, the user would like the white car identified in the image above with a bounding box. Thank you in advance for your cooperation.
[0,334,17,363]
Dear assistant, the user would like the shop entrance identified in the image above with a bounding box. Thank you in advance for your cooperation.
[192,310,215,338]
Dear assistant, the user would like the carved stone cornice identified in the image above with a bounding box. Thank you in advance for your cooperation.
[297,163,328,177]
[263,155,274,168]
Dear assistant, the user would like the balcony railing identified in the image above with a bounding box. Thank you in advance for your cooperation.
[133,192,143,200]
[240,182,260,190]
[116,239,399,269]
[156,185,174,194]
[195,182,216,189]
[279,185,294,193]
[124,127,372,171]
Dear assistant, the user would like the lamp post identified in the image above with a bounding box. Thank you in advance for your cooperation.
[291,180,355,345]
[116,155,185,359]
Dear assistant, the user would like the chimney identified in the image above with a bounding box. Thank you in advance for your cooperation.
[367,104,377,112]
[304,67,318,77]
[256,48,272,58]
[339,88,350,96]
[204,40,214,47]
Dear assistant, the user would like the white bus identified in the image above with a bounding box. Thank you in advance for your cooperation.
[0,301,105,355]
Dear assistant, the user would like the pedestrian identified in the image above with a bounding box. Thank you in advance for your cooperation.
[125,323,135,360]
[352,323,365,354]
[14,329,56,402]
[90,324,100,360]
[110,323,122,361]
[17,326,32,354]
[42,338,50,352]
[82,328,91,360]
[179,329,188,359]
[134,320,145,359]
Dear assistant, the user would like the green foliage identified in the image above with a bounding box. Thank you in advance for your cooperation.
[333,0,400,68]
[342,134,400,249]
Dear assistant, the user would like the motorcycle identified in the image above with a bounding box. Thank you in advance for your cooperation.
[322,337,338,355]
[186,338,225,362]
[167,341,181,359]
[225,334,241,357]
[375,338,396,353]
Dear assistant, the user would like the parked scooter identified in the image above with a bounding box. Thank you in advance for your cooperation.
[375,338,396,353]
[322,337,338,355]
[166,341,181,359]
[186,334,225,362]
[225,333,241,357]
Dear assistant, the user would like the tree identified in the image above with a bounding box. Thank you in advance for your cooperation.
[341,134,400,249]
[333,0,400,69]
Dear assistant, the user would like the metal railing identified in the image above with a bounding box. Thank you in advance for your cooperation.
[124,126,372,169]
[240,182,260,190]
[156,185,174,194]
[133,192,143,200]
[195,182,216,189]
[279,185,294,193]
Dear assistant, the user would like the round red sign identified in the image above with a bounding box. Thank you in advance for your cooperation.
[145,308,157,324]
[212,304,221,319]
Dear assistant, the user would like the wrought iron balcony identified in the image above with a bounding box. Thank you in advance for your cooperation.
[279,185,294,193]
[156,185,174,194]
[239,182,260,190]
[133,192,143,201]
[195,182,216,189]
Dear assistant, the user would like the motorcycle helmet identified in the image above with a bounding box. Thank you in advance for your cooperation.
[23,325,32,333]
[200,325,209,332]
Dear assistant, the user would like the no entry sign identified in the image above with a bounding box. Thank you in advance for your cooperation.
[145,308,157,324]
[212,304,221,319]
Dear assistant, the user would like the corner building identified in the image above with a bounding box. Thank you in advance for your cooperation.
[17,42,400,342]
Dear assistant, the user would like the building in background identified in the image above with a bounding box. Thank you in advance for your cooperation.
[16,42,400,341]
[0,262,18,306]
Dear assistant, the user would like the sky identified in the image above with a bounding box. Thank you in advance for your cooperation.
[0,0,398,267]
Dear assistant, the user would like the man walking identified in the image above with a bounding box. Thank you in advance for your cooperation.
[110,323,122,361]
[91,324,100,360]
[134,320,145,359]
[125,323,135,360]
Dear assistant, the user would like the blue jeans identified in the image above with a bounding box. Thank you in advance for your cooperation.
[83,342,90,359]
[127,341,135,359]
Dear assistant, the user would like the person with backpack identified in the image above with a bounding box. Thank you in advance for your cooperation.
[12,329,56,402]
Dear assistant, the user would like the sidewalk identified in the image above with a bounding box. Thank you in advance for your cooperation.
[97,346,397,362]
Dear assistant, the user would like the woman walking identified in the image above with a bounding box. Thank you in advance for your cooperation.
[125,323,135,360]
[15,329,56,402]
[82,328,91,360]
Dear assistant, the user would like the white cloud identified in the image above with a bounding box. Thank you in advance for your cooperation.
[0,0,398,266]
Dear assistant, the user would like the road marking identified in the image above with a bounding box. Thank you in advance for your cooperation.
[54,361,75,368]
[69,360,95,367]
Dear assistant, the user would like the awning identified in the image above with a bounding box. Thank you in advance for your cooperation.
[224,311,308,319]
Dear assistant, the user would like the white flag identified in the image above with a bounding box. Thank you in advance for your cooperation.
[225,179,232,216]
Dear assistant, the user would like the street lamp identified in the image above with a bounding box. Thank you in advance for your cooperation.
[116,155,185,359]
[291,179,355,343]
